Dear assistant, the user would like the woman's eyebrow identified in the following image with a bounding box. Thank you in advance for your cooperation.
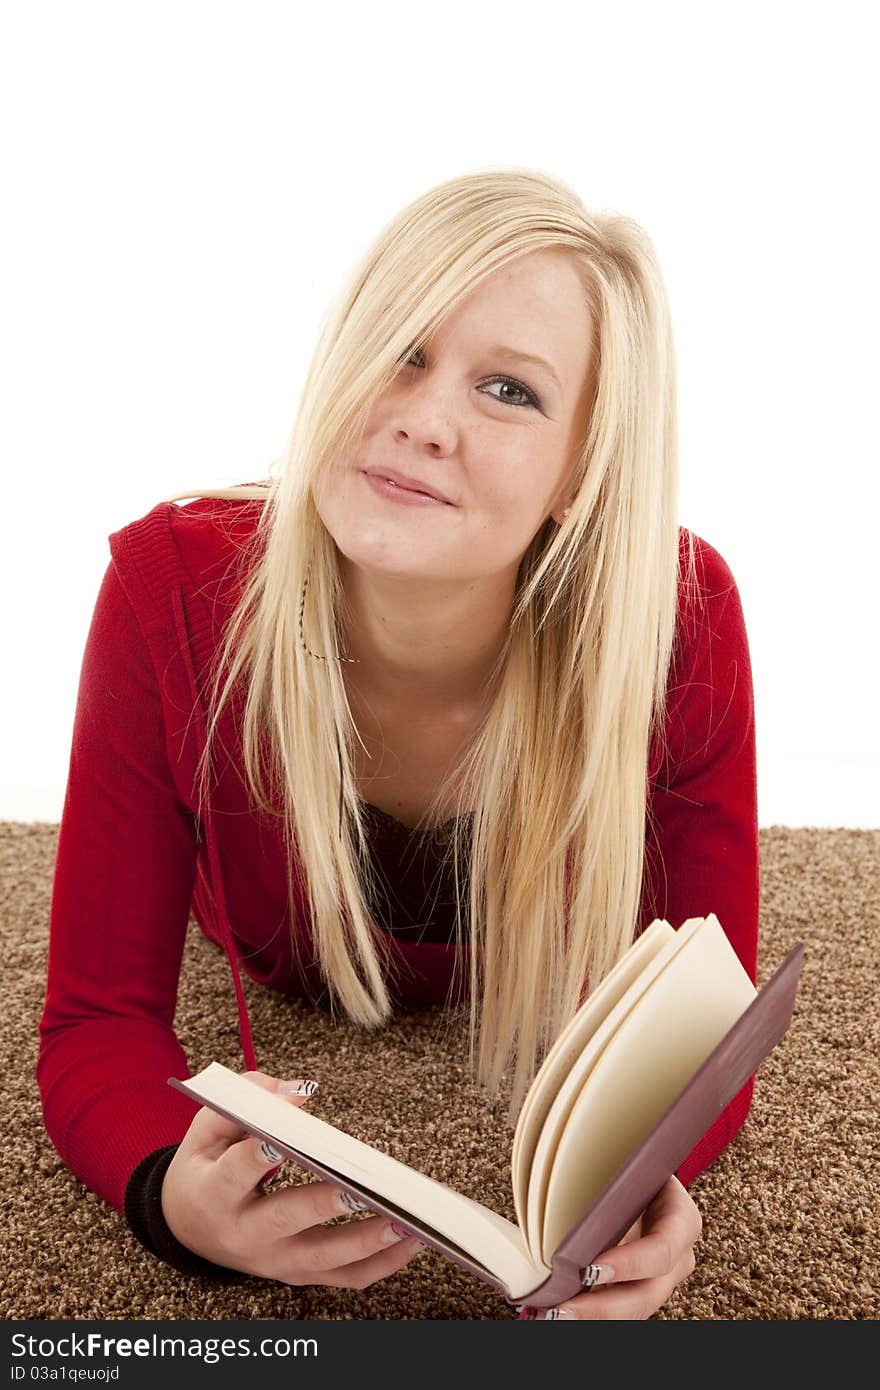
[487,344,562,392]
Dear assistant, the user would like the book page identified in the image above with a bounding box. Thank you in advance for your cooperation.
[525,917,704,1258]
[540,913,757,1262]
[511,918,674,1248]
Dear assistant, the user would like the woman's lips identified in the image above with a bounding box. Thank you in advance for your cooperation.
[362,472,453,508]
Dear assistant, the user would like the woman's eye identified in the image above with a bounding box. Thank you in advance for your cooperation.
[396,349,540,410]
[481,377,538,410]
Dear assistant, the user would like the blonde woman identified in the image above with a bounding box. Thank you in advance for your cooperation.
[37,168,758,1320]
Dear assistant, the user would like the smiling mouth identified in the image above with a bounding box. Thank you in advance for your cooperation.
[362,471,453,506]
[392,483,441,501]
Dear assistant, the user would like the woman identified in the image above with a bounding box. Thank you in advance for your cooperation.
[37,167,759,1319]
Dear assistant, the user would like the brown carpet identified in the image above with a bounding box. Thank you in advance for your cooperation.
[1,824,877,1321]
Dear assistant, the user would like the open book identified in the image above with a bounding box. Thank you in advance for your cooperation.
[169,915,804,1308]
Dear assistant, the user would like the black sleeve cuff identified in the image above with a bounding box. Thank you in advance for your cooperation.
[124,1144,247,1282]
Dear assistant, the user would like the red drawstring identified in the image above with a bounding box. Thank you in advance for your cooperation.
[172,586,258,1074]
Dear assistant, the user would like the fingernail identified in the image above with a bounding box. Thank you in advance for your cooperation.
[279,1078,319,1097]
[581,1263,615,1288]
[259,1140,284,1164]
[337,1189,369,1215]
[381,1222,407,1244]
[543,1306,576,1319]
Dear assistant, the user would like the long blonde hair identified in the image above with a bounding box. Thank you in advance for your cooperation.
[165,166,698,1122]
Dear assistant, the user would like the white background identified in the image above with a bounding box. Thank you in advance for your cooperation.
[3,0,877,826]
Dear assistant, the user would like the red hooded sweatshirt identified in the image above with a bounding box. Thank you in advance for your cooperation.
[36,492,760,1277]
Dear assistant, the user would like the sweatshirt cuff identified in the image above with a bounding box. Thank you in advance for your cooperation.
[124,1144,246,1282]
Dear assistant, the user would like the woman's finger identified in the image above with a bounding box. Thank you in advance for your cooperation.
[242,1177,369,1247]
[299,1230,427,1291]
[537,1178,702,1319]
[541,1243,698,1319]
[588,1175,701,1284]
[541,1255,695,1319]
[268,1204,424,1277]
[179,1070,315,1164]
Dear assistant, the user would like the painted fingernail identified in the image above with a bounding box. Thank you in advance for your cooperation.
[337,1189,369,1215]
[581,1263,615,1288]
[381,1222,407,1244]
[259,1140,284,1164]
[279,1078,319,1096]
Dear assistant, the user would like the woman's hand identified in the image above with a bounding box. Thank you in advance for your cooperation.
[160,1070,426,1287]
[535,1174,702,1319]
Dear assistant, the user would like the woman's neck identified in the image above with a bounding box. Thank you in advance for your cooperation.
[338,557,515,710]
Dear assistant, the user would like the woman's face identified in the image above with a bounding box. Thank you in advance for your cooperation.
[313,248,595,587]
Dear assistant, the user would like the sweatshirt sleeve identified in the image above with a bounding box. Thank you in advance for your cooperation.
[124,1145,245,1281]
[36,557,207,1217]
[640,541,760,1190]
